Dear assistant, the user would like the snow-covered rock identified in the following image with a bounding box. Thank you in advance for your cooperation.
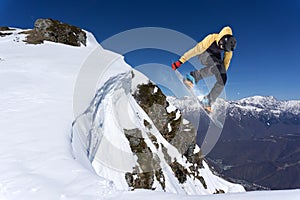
[71,56,244,195]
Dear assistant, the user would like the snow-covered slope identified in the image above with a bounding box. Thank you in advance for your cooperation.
[0,27,115,200]
[0,26,299,200]
[111,189,300,200]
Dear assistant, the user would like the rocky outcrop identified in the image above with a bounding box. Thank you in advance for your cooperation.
[132,82,197,155]
[127,82,206,190]
[124,128,165,190]
[22,19,86,46]
[0,27,15,31]
[0,26,14,37]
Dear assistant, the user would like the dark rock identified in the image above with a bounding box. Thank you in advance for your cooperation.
[143,119,152,129]
[169,160,188,183]
[214,189,225,194]
[0,26,14,37]
[132,82,196,155]
[22,18,86,46]
[124,128,165,190]
[0,32,12,37]
[128,81,206,190]
[0,27,15,31]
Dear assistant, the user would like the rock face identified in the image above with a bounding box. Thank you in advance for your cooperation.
[132,82,197,155]
[22,18,86,46]
[126,82,205,190]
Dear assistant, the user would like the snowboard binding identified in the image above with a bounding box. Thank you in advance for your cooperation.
[184,74,195,89]
[200,96,212,114]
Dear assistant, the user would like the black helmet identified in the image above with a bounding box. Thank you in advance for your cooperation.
[219,35,237,52]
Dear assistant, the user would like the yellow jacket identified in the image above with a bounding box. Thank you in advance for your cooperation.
[179,26,233,70]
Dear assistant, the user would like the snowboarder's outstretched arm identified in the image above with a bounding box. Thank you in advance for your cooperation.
[172,26,234,70]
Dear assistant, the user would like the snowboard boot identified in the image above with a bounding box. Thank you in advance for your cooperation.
[184,74,195,89]
[201,96,212,114]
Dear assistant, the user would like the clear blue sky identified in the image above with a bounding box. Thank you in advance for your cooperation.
[1,0,300,100]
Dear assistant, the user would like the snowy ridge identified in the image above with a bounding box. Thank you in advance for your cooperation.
[72,67,244,194]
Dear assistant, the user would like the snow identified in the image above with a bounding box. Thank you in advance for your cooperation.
[0,28,114,200]
[175,110,181,120]
[0,28,299,200]
[166,103,181,120]
[112,189,300,200]
[168,123,172,132]
[166,103,177,113]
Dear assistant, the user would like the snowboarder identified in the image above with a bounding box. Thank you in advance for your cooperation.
[172,26,237,113]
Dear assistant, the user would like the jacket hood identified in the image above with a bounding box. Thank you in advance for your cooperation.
[216,26,233,43]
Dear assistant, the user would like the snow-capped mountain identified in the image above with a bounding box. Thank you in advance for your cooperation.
[235,96,300,113]
[168,95,300,126]
[0,19,299,200]
[227,96,300,123]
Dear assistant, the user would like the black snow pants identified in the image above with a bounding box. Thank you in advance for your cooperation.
[190,52,227,104]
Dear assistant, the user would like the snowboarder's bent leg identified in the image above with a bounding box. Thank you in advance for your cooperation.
[190,65,214,83]
[206,65,227,104]
[190,53,222,84]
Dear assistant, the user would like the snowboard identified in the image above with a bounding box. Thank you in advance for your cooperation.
[174,70,224,128]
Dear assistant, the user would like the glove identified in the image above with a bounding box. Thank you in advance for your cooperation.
[172,60,182,70]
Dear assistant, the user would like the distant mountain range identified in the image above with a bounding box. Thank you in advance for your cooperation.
[168,96,300,190]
